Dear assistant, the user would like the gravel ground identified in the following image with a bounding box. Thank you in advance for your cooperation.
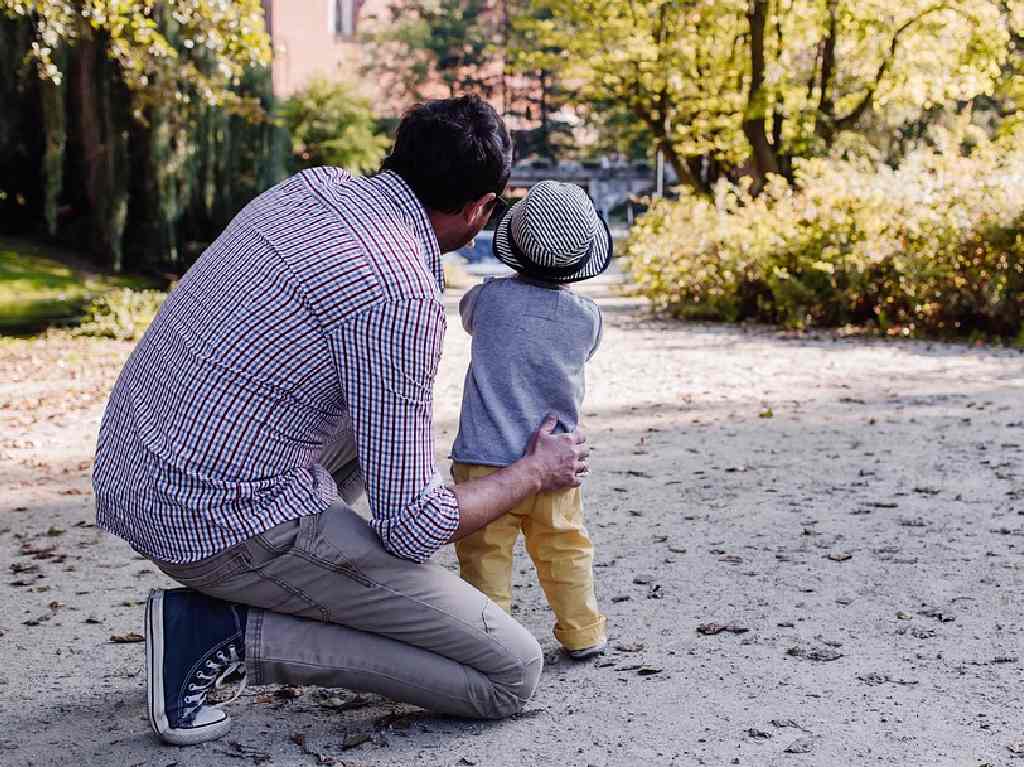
[1,294,1023,767]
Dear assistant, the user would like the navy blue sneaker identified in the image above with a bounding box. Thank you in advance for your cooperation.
[145,588,247,746]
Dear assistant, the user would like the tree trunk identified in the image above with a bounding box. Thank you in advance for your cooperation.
[39,48,67,238]
[814,0,839,145]
[658,136,699,192]
[539,69,552,160]
[75,30,131,271]
[0,17,45,235]
[742,0,780,193]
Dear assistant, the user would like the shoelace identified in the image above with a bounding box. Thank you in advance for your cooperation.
[183,644,247,719]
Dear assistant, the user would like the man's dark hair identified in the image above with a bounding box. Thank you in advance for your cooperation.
[381,95,513,214]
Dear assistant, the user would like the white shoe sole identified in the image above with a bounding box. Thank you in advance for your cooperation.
[146,589,231,746]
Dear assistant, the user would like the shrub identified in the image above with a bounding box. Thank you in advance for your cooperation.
[280,78,390,175]
[625,139,1024,338]
[74,289,167,341]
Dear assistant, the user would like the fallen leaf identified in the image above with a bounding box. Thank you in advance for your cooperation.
[317,692,372,710]
[785,737,814,754]
[920,607,955,623]
[898,517,929,527]
[856,672,886,685]
[697,623,750,636]
[110,632,145,643]
[290,733,337,765]
[614,641,645,653]
[219,740,271,764]
[786,646,842,662]
[770,718,808,731]
[341,733,370,751]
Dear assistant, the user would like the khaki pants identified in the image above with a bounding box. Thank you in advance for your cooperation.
[155,502,543,720]
[452,463,607,651]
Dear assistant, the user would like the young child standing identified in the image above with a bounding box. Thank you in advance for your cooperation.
[451,180,611,659]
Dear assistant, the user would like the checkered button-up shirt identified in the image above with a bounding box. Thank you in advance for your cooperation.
[93,169,460,564]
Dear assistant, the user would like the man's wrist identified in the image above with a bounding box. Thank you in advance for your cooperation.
[516,454,545,494]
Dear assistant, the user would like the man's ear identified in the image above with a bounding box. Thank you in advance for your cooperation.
[463,193,496,228]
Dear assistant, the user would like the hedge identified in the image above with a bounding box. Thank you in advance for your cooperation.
[625,140,1024,341]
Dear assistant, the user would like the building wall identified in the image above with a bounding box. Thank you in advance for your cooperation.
[266,0,387,98]
[262,0,568,135]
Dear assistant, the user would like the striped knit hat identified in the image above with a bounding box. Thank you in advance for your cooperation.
[492,180,613,283]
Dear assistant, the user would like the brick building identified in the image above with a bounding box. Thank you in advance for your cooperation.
[261,0,386,99]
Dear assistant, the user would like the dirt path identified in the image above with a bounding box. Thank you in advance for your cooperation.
[2,299,1023,766]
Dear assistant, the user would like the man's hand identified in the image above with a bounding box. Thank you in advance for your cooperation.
[447,415,590,543]
[526,415,589,491]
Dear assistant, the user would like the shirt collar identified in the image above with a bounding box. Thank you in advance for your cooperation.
[371,171,444,293]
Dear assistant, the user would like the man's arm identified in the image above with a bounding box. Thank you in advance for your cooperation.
[332,300,589,561]
[332,299,460,563]
[449,415,587,541]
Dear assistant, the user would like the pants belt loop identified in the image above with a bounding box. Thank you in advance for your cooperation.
[296,512,320,550]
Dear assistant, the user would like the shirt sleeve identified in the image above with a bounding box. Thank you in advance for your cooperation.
[588,303,604,360]
[330,298,460,563]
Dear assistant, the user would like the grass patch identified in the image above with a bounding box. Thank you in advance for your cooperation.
[0,237,159,335]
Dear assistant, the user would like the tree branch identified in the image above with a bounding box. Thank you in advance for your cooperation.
[834,4,952,131]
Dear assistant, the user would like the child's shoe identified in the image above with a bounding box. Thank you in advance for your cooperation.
[565,639,608,660]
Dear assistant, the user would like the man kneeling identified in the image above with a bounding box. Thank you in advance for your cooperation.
[92,95,589,745]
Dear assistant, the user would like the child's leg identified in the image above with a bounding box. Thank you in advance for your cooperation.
[522,487,607,651]
[452,463,529,613]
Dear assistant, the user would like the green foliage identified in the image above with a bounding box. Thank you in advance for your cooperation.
[625,130,1024,338]
[0,0,272,119]
[518,0,1013,187]
[73,288,166,341]
[0,237,154,333]
[280,78,389,175]
[364,1,571,160]
[0,3,284,272]
[363,0,496,101]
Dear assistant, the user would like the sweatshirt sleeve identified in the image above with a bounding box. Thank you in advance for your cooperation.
[459,282,484,334]
[587,303,604,360]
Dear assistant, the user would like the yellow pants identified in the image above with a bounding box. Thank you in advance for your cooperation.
[452,463,607,651]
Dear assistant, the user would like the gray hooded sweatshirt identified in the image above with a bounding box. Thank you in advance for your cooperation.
[451,275,602,467]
